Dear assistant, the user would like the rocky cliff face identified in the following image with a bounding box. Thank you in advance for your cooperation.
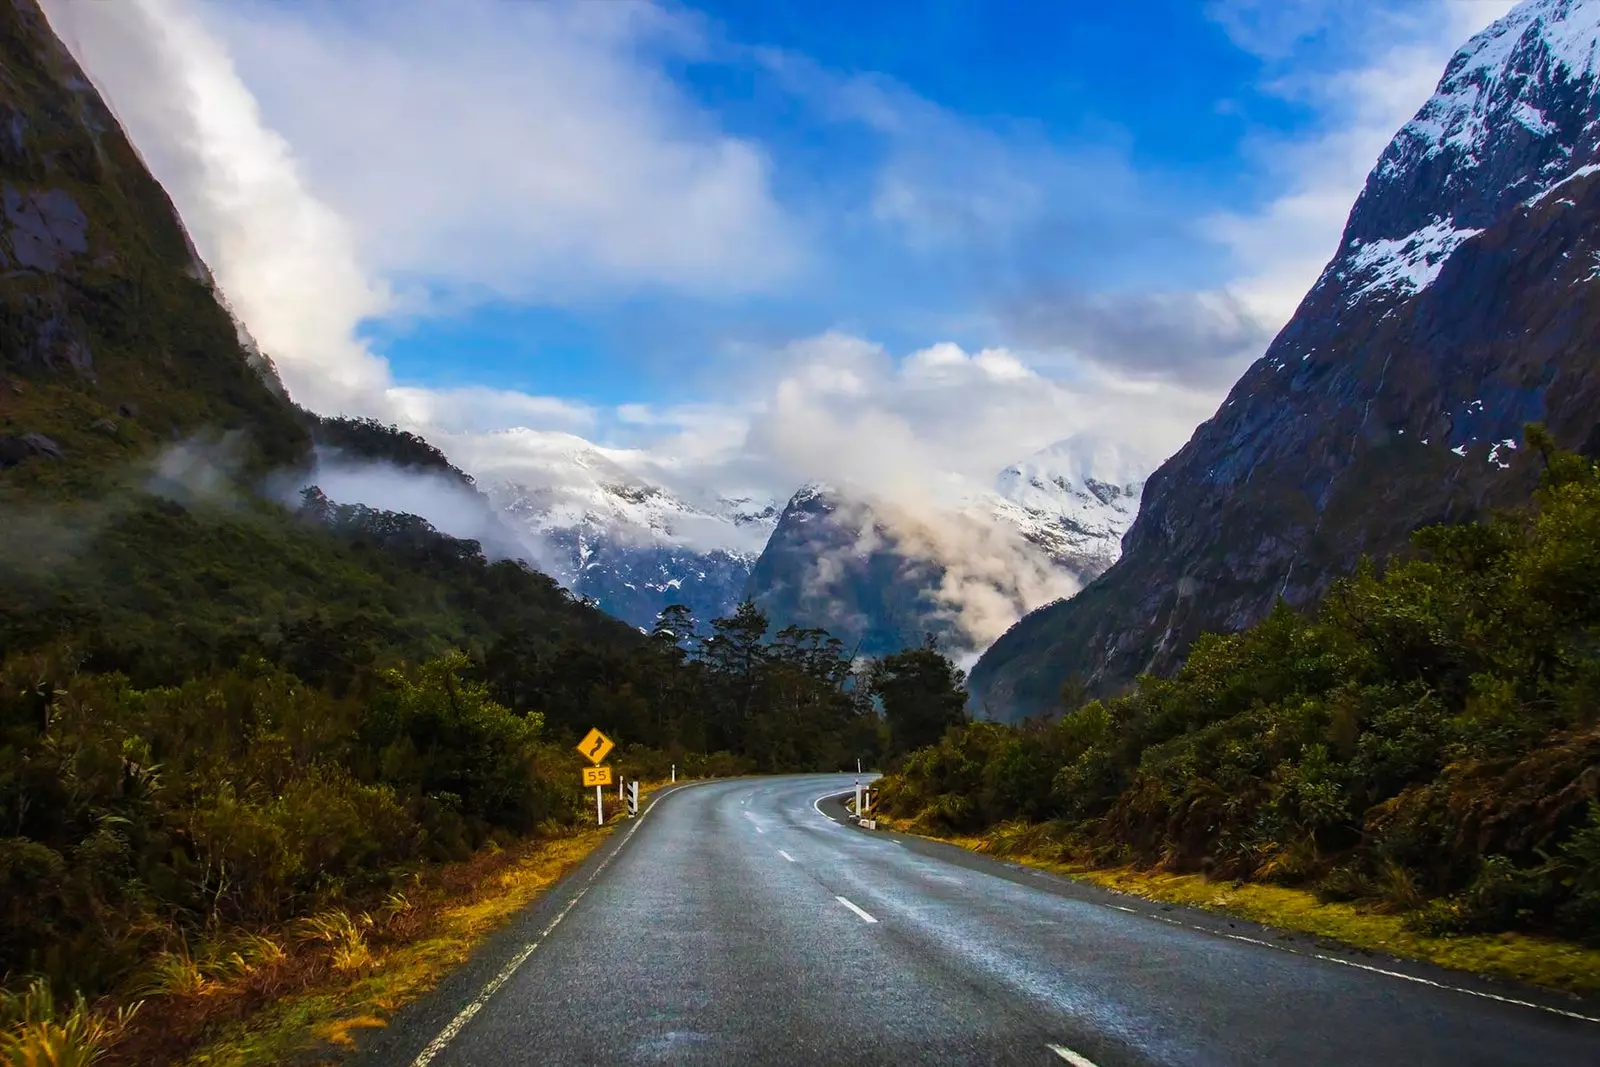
[972,0,1600,721]
[0,0,307,481]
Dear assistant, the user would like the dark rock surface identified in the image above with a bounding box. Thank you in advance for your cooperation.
[972,0,1600,720]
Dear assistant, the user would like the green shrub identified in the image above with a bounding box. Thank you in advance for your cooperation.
[876,433,1600,942]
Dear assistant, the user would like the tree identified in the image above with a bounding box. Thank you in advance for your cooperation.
[869,634,969,757]
[650,603,700,651]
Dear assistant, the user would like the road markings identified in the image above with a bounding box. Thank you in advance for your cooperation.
[1306,951,1600,1024]
[813,787,875,824]
[1046,1044,1101,1067]
[777,850,796,862]
[836,895,878,923]
[1222,932,1273,948]
[1096,897,1600,1025]
[410,783,689,1066]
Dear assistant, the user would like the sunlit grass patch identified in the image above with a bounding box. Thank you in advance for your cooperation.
[0,978,140,1067]
[172,827,610,1067]
[171,776,678,1066]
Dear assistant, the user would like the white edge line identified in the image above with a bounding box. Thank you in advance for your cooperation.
[777,849,795,862]
[813,789,849,821]
[1046,1043,1100,1066]
[410,782,687,1066]
[836,895,878,924]
[1307,951,1600,1024]
[1102,900,1600,1025]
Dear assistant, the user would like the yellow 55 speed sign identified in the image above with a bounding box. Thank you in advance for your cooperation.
[577,727,614,765]
[582,765,613,787]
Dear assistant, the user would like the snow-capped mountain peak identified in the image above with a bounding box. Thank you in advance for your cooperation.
[1325,0,1600,306]
[985,434,1151,574]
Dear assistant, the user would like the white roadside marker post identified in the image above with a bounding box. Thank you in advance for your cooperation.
[854,778,862,820]
[671,763,676,783]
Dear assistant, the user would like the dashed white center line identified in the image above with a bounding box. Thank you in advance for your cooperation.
[836,895,878,923]
[1046,1043,1100,1067]
[777,850,795,862]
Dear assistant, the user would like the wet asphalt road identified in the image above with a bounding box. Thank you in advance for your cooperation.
[357,774,1600,1066]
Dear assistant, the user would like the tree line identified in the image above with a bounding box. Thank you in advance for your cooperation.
[0,478,970,1003]
[878,429,1600,946]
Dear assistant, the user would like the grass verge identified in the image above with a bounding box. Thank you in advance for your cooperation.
[102,781,674,1067]
[881,818,1600,997]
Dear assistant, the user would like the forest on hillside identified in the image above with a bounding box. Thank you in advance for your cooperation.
[0,422,969,1010]
[880,430,1600,946]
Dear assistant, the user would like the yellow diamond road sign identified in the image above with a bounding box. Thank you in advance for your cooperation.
[577,727,614,765]
[582,765,613,787]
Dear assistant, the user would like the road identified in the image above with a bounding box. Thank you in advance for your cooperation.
[357,774,1600,1066]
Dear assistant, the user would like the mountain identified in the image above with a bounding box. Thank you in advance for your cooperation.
[989,435,1148,578]
[744,437,1149,659]
[0,0,636,679]
[971,0,1600,721]
[483,430,779,631]
[0,0,307,481]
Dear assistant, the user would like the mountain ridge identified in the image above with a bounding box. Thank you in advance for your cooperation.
[970,0,1600,721]
[743,435,1150,659]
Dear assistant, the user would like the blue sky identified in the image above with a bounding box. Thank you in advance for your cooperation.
[48,0,1517,494]
[370,0,1291,407]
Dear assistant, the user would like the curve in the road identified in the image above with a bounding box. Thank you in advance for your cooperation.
[355,774,1600,1067]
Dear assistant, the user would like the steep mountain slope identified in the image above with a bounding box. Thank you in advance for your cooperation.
[0,0,307,484]
[484,431,778,630]
[972,0,1600,721]
[745,438,1149,658]
[0,0,637,678]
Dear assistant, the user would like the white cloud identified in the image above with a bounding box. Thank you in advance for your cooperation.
[385,387,597,438]
[518,331,1210,512]
[202,0,802,306]
[40,0,800,418]
[42,0,394,415]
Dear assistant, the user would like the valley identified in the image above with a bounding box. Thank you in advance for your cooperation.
[3,0,1600,1064]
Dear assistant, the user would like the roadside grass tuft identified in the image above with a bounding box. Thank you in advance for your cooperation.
[0,978,140,1067]
[165,828,610,1067]
[150,780,673,1067]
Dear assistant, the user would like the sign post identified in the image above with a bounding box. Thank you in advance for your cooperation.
[576,728,616,826]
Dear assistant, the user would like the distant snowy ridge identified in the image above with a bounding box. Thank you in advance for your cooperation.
[479,429,779,629]
[484,429,1150,635]
[981,435,1148,575]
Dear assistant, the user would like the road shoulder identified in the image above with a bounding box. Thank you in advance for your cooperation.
[823,801,1600,1023]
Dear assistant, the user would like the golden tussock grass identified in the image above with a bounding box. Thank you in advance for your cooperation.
[99,779,682,1067]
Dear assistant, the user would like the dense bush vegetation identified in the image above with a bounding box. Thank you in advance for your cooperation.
[0,425,953,1008]
[881,430,1600,944]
